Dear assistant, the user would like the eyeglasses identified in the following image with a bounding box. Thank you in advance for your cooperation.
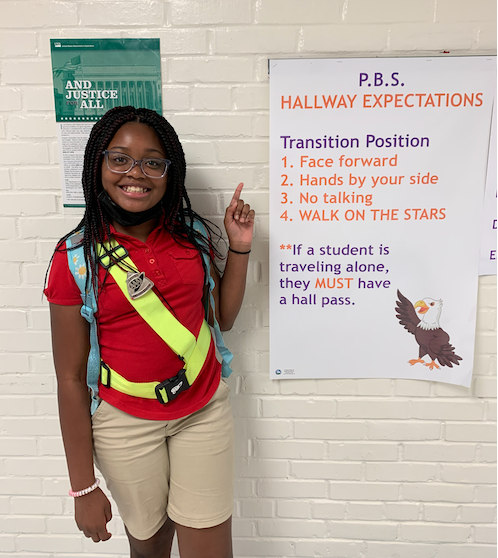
[102,151,171,179]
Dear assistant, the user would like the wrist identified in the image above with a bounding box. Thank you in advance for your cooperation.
[228,241,252,254]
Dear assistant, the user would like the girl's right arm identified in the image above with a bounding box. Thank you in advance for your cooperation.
[50,303,112,542]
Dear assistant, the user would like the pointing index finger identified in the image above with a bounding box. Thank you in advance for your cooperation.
[230,183,244,206]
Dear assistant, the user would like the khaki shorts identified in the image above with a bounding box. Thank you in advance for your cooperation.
[92,380,234,540]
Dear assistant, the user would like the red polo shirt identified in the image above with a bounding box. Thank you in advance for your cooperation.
[45,223,221,420]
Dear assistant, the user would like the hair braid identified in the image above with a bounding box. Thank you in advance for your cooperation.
[48,106,222,298]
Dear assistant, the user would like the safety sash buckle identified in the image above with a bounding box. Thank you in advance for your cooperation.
[101,362,111,388]
[99,244,129,269]
[155,369,190,404]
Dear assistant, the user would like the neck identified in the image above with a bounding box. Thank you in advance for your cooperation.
[112,217,159,243]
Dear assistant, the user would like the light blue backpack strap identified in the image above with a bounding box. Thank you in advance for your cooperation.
[192,220,234,378]
[66,233,101,414]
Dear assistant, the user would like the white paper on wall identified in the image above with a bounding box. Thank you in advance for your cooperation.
[269,57,496,387]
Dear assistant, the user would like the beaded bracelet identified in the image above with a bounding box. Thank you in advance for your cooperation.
[69,478,100,498]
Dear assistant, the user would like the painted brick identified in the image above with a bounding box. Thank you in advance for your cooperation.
[0,396,34,415]
[0,87,22,111]
[256,0,342,24]
[0,32,37,56]
[276,499,311,518]
[258,518,327,537]
[215,27,298,54]
[389,23,474,51]
[125,29,207,54]
[0,142,49,164]
[474,21,498,51]
[437,545,497,558]
[0,374,53,395]
[441,464,496,484]
[312,501,347,519]
[327,441,399,461]
[233,539,295,557]
[384,502,420,520]
[0,436,37,456]
[12,167,60,190]
[347,0,432,23]
[328,482,399,501]
[255,439,324,459]
[192,86,232,110]
[402,483,474,503]
[182,141,218,166]
[402,523,471,543]
[257,479,327,498]
[0,218,16,239]
[169,57,254,84]
[233,85,269,111]
[474,525,497,543]
[366,463,438,482]
[1,59,53,85]
[0,2,77,28]
[22,86,55,111]
[8,115,55,139]
[0,331,51,352]
[235,458,288,478]
[171,1,252,24]
[410,400,485,420]
[0,168,11,190]
[366,542,442,558]
[394,379,432,396]
[0,263,20,285]
[0,353,29,372]
[295,420,367,440]
[292,460,363,481]
[445,423,496,442]
[241,498,274,518]
[80,2,164,26]
[172,114,253,137]
[337,400,410,419]
[460,505,496,523]
[475,485,496,503]
[0,516,46,533]
[15,534,83,552]
[423,504,458,522]
[295,540,365,558]
[478,444,497,463]
[0,241,36,262]
[328,521,398,540]
[346,502,385,520]
[0,478,41,497]
[301,24,389,52]
[262,398,336,418]
[218,140,269,163]
[403,442,476,462]
[367,421,441,441]
[436,0,496,22]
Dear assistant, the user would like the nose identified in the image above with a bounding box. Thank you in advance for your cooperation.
[126,160,146,178]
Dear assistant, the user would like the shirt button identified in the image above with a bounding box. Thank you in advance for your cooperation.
[149,258,155,264]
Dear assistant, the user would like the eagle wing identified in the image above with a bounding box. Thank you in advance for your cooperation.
[395,290,420,335]
[429,330,462,367]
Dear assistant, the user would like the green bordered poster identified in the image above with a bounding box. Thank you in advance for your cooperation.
[50,38,162,207]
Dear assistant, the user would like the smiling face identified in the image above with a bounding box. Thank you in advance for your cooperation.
[101,122,168,213]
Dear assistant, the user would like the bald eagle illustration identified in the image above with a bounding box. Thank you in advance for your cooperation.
[395,290,462,370]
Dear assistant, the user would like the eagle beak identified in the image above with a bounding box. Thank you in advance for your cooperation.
[414,300,429,314]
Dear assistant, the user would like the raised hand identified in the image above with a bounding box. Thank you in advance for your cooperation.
[224,183,255,252]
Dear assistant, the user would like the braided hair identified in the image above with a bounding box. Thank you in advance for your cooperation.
[52,106,221,296]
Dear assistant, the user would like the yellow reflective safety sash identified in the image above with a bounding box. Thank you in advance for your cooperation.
[97,241,212,403]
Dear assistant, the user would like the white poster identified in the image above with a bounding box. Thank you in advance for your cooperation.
[479,102,496,276]
[270,57,496,387]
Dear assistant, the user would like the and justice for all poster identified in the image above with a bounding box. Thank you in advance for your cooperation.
[269,57,495,387]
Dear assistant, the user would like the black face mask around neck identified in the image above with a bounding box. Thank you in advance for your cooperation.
[98,190,163,228]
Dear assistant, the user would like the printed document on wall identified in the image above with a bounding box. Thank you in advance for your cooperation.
[50,39,162,207]
[269,57,496,387]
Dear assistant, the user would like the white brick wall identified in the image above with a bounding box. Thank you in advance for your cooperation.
[0,0,495,557]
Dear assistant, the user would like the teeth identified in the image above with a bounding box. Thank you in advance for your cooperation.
[122,185,148,193]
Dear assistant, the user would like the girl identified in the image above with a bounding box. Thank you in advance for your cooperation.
[45,106,254,558]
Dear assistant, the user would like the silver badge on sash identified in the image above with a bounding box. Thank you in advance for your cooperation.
[126,271,154,300]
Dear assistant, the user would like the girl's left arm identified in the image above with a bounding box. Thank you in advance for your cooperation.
[211,182,255,331]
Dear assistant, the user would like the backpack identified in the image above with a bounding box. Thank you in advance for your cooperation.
[66,222,233,415]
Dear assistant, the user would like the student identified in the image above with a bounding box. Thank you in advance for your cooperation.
[45,106,254,558]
